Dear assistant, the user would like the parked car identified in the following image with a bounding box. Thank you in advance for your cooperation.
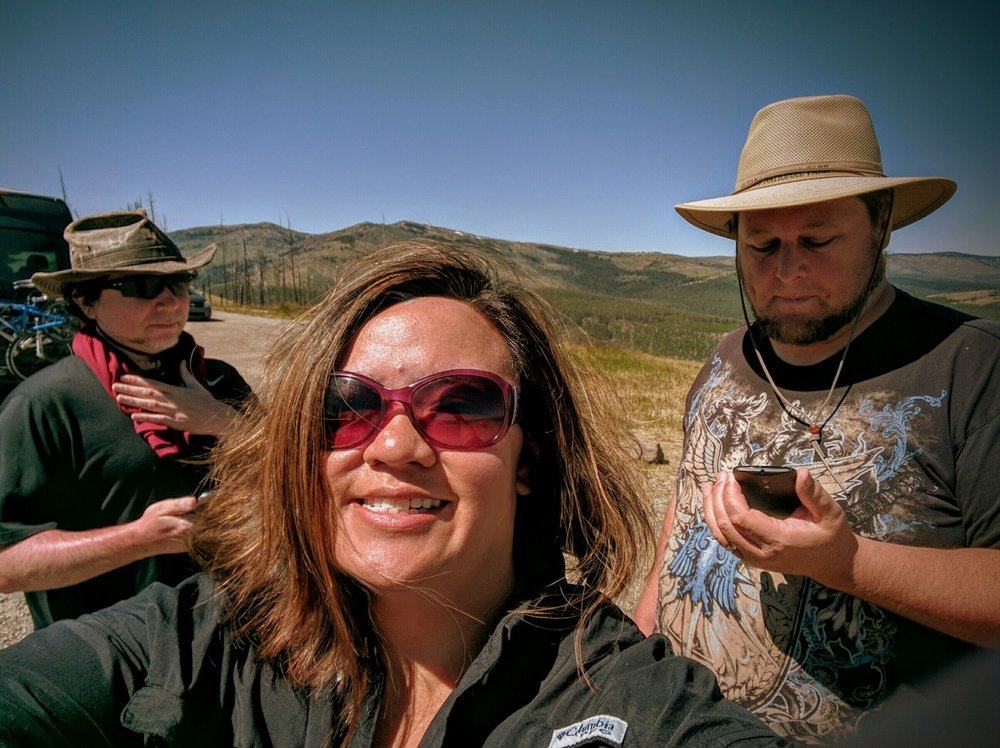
[188,288,212,320]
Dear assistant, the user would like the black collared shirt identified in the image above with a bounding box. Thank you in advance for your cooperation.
[0,574,782,746]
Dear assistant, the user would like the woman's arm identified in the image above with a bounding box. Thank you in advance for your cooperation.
[0,613,148,745]
[0,576,220,746]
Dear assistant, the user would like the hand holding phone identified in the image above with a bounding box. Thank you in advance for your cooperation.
[733,466,801,518]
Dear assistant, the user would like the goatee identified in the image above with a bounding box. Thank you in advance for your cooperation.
[741,251,886,346]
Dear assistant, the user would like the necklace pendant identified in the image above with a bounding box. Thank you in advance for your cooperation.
[808,424,822,439]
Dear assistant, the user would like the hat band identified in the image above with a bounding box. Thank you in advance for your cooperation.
[736,161,884,193]
[74,244,185,270]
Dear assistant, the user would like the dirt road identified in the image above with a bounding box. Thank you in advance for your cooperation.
[185,310,298,389]
[0,311,294,648]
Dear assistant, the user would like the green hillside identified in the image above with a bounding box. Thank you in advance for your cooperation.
[171,220,999,361]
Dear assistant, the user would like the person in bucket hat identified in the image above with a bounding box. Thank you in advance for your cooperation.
[0,210,252,630]
[636,95,1000,742]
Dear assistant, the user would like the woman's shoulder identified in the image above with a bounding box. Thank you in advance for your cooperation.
[492,592,780,745]
[582,602,780,744]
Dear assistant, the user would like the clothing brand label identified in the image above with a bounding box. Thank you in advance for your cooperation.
[548,714,628,747]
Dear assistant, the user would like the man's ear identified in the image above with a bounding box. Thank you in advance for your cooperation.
[516,435,542,497]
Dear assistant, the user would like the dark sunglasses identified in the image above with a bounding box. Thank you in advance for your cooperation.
[105,273,194,300]
[324,369,518,450]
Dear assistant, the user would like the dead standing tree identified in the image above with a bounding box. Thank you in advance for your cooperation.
[240,229,251,306]
[284,212,301,304]
[276,216,288,302]
[219,215,230,302]
[146,191,157,225]
[256,248,267,306]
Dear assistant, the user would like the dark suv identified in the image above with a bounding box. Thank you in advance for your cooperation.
[0,189,73,299]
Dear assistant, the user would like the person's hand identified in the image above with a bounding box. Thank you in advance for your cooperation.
[112,361,237,436]
[701,468,859,589]
[131,496,197,556]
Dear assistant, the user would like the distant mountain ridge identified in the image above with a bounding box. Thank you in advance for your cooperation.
[171,220,999,360]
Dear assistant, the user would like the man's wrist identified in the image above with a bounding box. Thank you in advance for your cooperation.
[811,531,865,593]
[122,516,160,560]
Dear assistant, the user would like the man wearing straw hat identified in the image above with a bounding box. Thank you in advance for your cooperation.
[0,210,251,630]
[636,95,999,741]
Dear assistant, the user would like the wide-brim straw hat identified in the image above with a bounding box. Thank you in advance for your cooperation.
[32,209,216,298]
[675,95,957,238]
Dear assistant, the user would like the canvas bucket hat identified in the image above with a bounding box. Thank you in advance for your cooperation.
[674,95,957,238]
[32,210,216,297]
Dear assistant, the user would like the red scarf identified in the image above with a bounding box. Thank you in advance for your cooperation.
[72,328,209,459]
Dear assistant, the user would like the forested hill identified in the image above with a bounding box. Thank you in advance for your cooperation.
[171,220,999,361]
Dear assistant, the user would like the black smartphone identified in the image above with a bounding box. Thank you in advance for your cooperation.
[733,466,801,518]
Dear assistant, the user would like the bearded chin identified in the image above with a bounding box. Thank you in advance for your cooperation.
[742,251,885,346]
[756,302,864,345]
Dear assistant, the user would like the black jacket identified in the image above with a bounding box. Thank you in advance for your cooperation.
[0,574,781,746]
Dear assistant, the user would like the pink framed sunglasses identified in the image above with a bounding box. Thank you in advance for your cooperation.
[324,369,519,450]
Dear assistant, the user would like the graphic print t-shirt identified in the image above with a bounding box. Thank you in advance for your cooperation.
[655,290,1000,743]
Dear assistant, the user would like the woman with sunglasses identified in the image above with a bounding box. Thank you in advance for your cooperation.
[0,210,251,632]
[0,242,777,746]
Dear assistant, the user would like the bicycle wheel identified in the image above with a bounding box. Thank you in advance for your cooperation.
[5,332,71,380]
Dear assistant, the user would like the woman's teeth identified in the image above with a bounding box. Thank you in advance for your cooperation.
[361,497,442,514]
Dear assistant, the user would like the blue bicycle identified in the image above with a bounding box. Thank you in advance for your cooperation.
[1,280,77,380]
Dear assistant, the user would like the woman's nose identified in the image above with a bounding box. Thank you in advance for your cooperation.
[362,403,436,468]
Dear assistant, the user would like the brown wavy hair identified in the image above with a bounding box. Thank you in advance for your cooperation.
[192,241,651,736]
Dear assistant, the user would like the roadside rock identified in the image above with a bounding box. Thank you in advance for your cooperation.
[637,439,668,465]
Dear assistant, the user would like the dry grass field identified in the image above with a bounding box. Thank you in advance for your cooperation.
[574,345,701,609]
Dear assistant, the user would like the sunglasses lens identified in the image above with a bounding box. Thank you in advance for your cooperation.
[113,274,191,299]
[412,375,508,448]
[112,277,150,299]
[165,276,191,295]
[325,376,383,448]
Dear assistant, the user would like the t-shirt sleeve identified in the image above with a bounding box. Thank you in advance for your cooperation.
[0,576,219,746]
[952,323,1000,548]
[0,391,64,548]
[955,411,1000,546]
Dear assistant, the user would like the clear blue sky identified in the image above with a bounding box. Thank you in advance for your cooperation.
[2,1,997,256]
